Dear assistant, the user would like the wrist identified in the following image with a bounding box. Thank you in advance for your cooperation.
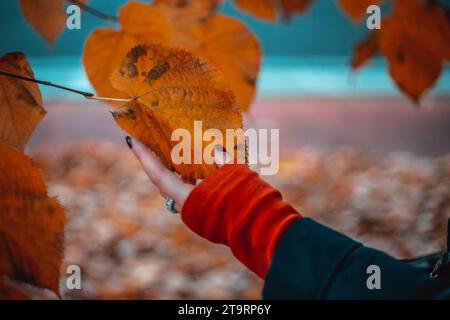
[181,164,301,278]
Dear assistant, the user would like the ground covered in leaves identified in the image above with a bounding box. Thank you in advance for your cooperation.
[33,141,449,300]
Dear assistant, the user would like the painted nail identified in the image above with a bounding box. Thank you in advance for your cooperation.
[125,136,133,149]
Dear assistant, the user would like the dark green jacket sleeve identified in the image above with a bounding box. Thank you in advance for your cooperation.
[263,218,450,299]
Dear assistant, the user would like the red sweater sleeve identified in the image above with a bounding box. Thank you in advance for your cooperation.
[181,164,301,278]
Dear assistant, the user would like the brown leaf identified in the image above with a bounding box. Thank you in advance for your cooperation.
[186,14,260,111]
[280,0,315,20]
[83,2,172,105]
[350,31,380,69]
[110,44,244,182]
[83,29,142,105]
[19,0,66,45]
[0,143,65,295]
[153,0,222,22]
[83,1,260,111]
[379,0,450,102]
[0,52,46,151]
[349,0,450,102]
[234,0,314,21]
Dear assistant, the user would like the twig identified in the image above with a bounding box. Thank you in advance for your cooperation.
[0,70,131,103]
[66,0,119,23]
[0,70,94,97]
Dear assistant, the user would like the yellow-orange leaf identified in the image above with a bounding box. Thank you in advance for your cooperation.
[110,44,244,182]
[349,0,450,103]
[350,31,379,69]
[337,0,383,22]
[19,0,66,45]
[154,0,222,22]
[0,52,46,151]
[83,29,142,105]
[378,0,450,102]
[0,143,65,295]
[380,20,442,103]
[83,1,260,111]
[187,15,260,112]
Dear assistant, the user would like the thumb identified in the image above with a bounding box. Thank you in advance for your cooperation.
[214,145,234,167]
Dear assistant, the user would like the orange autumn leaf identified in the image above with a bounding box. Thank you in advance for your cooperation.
[386,0,450,60]
[350,31,379,69]
[0,52,46,151]
[0,143,65,295]
[349,0,450,103]
[186,15,260,111]
[280,0,315,20]
[234,0,314,21]
[18,0,87,45]
[110,44,244,182]
[153,0,223,22]
[380,21,442,103]
[83,1,260,111]
[337,0,383,22]
[380,0,450,102]
[82,2,173,104]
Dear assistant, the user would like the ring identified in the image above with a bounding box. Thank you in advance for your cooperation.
[165,198,178,214]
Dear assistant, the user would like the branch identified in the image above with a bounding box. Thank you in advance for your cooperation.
[66,0,119,23]
[0,70,131,103]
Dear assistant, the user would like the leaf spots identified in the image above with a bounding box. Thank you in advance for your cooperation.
[145,61,171,82]
[0,52,45,150]
[83,1,260,112]
[109,44,244,182]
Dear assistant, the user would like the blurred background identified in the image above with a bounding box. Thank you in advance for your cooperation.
[0,0,449,299]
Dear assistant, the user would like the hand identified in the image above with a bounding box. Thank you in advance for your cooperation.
[126,136,233,213]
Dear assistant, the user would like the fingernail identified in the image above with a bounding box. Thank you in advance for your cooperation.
[125,136,133,149]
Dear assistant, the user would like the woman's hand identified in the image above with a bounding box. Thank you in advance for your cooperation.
[127,135,300,278]
[126,136,233,212]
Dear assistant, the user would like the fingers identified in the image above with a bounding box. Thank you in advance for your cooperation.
[126,136,232,212]
[126,136,193,207]
[214,145,234,167]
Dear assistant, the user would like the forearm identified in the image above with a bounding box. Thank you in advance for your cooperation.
[181,164,450,299]
[264,218,450,299]
[181,164,300,278]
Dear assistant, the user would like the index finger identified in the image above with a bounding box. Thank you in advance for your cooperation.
[127,136,193,205]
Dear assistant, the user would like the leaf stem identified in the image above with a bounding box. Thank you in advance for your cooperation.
[0,70,131,103]
[86,96,132,103]
[66,0,119,23]
[0,70,94,97]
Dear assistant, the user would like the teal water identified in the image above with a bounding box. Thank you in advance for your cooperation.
[27,55,450,102]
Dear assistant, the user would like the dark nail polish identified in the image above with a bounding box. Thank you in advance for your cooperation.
[125,136,133,149]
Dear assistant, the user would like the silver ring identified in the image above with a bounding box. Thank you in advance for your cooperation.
[165,198,178,214]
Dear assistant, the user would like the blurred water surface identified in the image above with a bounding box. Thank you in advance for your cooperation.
[28,55,450,101]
